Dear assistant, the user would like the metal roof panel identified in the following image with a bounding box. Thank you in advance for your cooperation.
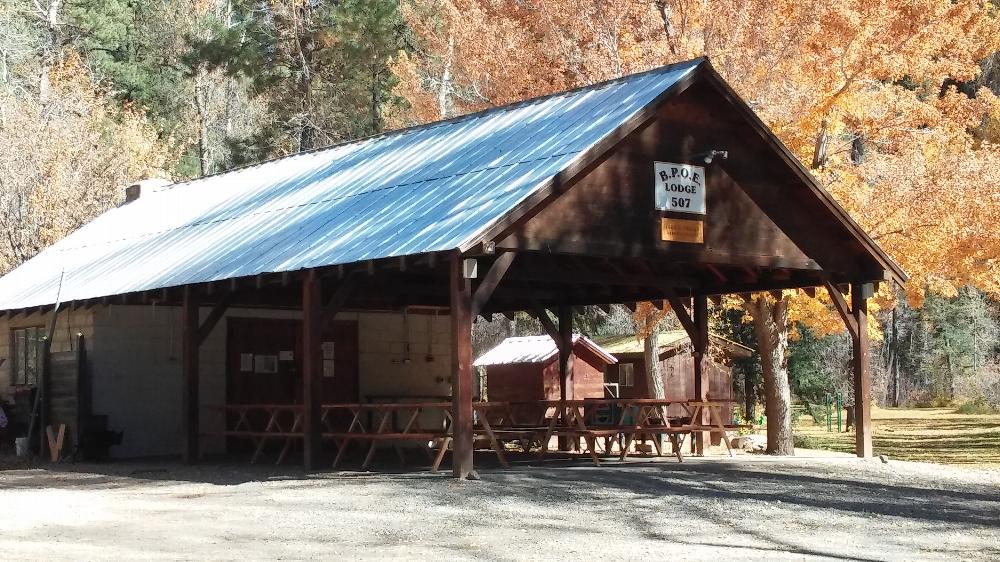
[0,60,702,310]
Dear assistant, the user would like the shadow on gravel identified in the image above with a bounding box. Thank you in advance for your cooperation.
[3,452,998,534]
[479,462,1000,527]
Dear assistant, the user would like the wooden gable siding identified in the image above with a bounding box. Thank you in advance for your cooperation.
[611,350,735,439]
[483,342,611,405]
[498,78,879,280]
[539,344,609,401]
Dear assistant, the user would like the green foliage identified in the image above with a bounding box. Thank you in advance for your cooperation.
[787,326,850,405]
[955,400,999,415]
[188,0,409,161]
[69,0,190,133]
[805,402,827,424]
[897,287,1000,403]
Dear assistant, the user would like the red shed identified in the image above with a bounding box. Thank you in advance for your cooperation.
[475,336,617,403]
[597,331,752,442]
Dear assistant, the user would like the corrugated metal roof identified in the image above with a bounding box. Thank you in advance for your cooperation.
[596,331,753,356]
[473,335,618,366]
[597,331,691,355]
[0,60,702,311]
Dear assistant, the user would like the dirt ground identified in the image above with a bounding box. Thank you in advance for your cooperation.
[0,451,998,562]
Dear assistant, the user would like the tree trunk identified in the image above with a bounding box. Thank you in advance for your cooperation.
[438,35,454,119]
[744,367,755,421]
[749,295,794,455]
[38,0,63,106]
[644,325,664,399]
[654,1,679,55]
[890,306,900,407]
[193,73,211,176]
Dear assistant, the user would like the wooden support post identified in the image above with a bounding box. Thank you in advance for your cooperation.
[852,282,873,458]
[302,269,323,470]
[181,285,200,464]
[557,306,575,452]
[693,294,709,455]
[450,254,475,479]
[557,306,574,401]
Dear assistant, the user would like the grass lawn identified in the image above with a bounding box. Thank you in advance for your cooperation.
[793,406,1000,466]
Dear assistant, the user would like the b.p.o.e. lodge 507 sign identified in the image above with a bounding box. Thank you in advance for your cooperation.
[654,161,706,215]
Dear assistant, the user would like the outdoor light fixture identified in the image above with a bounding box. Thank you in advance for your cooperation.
[701,149,729,164]
[463,258,478,279]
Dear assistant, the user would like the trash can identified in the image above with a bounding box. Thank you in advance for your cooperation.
[15,437,29,457]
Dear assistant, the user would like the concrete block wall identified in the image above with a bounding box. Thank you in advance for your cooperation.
[3,305,454,458]
[91,305,305,457]
[89,305,184,457]
[355,311,452,400]
[355,312,453,431]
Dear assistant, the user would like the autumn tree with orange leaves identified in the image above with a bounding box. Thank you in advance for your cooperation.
[396,0,1000,454]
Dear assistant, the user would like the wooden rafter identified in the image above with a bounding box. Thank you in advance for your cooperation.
[471,252,516,318]
[324,273,361,318]
[533,306,563,351]
[705,264,727,284]
[197,290,234,346]
[824,281,858,340]
[664,289,697,344]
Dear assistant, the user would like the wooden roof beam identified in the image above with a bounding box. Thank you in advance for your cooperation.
[471,252,516,319]
[705,264,727,284]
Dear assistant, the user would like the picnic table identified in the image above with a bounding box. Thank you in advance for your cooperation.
[507,399,739,465]
[205,403,305,465]
[206,399,741,470]
[207,401,520,471]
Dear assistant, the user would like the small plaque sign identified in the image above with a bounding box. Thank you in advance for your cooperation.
[654,161,706,215]
[661,217,704,244]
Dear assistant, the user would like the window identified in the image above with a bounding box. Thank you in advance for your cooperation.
[619,363,635,387]
[11,327,44,386]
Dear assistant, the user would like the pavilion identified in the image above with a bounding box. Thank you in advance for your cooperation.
[0,57,905,477]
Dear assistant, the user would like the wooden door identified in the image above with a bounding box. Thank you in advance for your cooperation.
[320,319,359,405]
[226,317,360,405]
[226,318,301,405]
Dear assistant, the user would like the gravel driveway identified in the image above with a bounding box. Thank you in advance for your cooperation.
[0,452,997,561]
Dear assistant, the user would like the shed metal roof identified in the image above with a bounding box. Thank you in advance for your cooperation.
[0,59,702,312]
[596,331,754,358]
[473,335,617,366]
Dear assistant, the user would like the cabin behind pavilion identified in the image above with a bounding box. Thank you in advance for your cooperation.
[475,335,617,402]
[0,57,905,476]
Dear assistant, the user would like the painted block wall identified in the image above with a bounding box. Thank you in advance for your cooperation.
[2,305,453,458]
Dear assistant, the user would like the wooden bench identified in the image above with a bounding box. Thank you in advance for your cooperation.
[330,431,450,470]
[544,426,691,463]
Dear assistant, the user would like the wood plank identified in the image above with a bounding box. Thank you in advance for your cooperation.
[825,281,859,340]
[533,307,562,350]
[303,269,323,470]
[323,273,360,318]
[450,253,475,479]
[557,306,574,402]
[852,282,873,458]
[46,424,66,462]
[470,252,516,318]
[197,291,233,346]
[693,295,708,455]
[665,290,697,345]
[182,285,200,464]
